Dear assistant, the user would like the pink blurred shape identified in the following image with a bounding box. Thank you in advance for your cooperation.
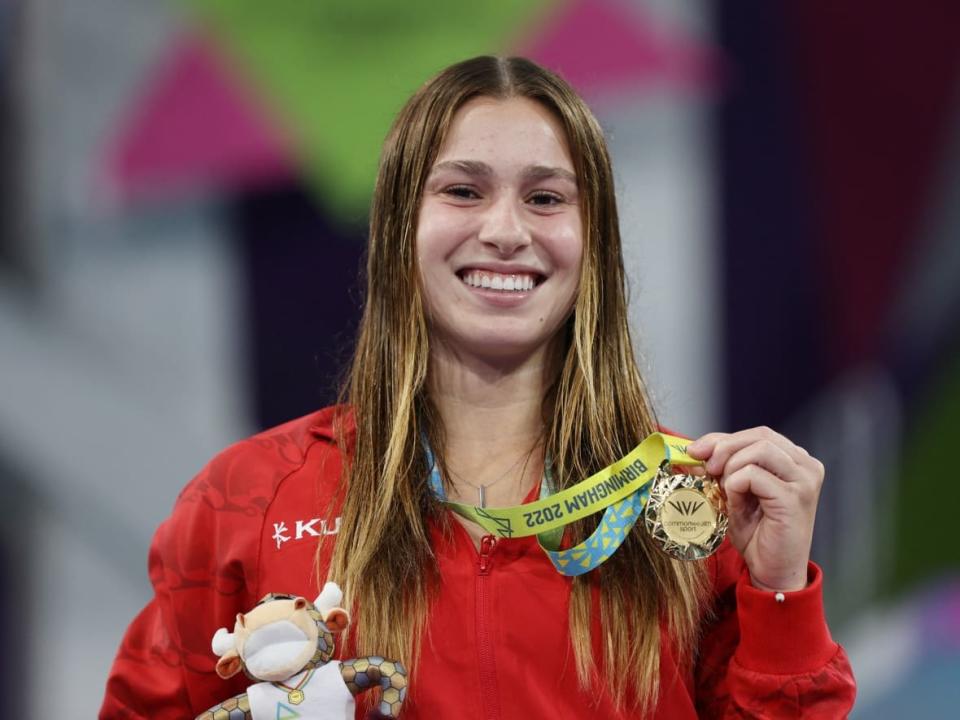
[521,0,717,99]
[106,33,296,202]
[924,580,960,648]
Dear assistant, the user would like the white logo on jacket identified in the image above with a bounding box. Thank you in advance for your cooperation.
[272,517,341,549]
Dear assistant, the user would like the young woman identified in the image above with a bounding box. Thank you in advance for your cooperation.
[101,56,855,719]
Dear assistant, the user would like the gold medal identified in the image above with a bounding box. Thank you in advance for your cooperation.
[644,469,727,560]
[287,689,305,705]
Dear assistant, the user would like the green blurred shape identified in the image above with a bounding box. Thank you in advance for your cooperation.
[182,0,554,220]
[893,348,960,591]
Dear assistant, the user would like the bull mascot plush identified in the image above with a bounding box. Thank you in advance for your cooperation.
[197,582,407,720]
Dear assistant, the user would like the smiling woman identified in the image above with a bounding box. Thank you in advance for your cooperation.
[102,56,855,720]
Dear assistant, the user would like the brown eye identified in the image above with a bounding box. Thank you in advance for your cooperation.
[528,191,564,206]
[444,185,480,200]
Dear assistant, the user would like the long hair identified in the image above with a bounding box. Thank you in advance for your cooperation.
[325,55,707,712]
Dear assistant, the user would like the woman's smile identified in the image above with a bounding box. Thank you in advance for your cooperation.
[459,269,540,293]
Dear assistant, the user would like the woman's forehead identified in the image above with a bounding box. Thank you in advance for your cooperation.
[433,96,575,173]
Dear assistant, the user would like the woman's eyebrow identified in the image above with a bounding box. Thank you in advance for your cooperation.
[430,160,577,185]
[521,165,578,185]
[430,160,492,177]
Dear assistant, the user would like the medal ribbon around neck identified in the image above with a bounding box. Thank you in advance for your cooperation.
[273,668,315,705]
[427,432,700,576]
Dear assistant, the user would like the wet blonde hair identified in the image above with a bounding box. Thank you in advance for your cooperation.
[325,56,706,712]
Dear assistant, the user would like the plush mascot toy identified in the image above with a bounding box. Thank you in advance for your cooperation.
[196,582,407,720]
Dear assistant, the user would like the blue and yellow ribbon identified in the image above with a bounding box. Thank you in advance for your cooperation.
[428,432,699,575]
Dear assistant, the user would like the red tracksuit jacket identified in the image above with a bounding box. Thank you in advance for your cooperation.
[100,407,856,718]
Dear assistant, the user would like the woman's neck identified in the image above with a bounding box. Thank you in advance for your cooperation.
[428,343,554,508]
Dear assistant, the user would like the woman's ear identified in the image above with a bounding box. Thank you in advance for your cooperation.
[324,608,351,633]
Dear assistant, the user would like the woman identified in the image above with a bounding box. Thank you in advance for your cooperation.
[101,56,855,718]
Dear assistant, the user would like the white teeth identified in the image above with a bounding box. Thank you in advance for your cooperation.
[461,271,539,292]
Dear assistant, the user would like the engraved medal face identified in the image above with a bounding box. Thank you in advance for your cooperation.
[644,470,727,560]
[288,689,305,705]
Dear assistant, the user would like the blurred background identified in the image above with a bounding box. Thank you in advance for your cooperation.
[1,0,958,716]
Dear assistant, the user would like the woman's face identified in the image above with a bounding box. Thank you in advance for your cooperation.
[416,96,583,363]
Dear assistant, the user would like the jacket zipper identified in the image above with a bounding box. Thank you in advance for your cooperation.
[477,534,501,720]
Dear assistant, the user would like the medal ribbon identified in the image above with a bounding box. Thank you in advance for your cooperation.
[428,432,700,576]
[274,668,314,704]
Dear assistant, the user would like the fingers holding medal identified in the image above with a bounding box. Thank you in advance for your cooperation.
[686,427,825,592]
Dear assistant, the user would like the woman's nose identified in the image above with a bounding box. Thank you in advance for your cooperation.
[477,195,530,255]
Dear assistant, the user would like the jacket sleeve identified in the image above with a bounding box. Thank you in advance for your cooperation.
[99,455,260,719]
[695,547,856,718]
